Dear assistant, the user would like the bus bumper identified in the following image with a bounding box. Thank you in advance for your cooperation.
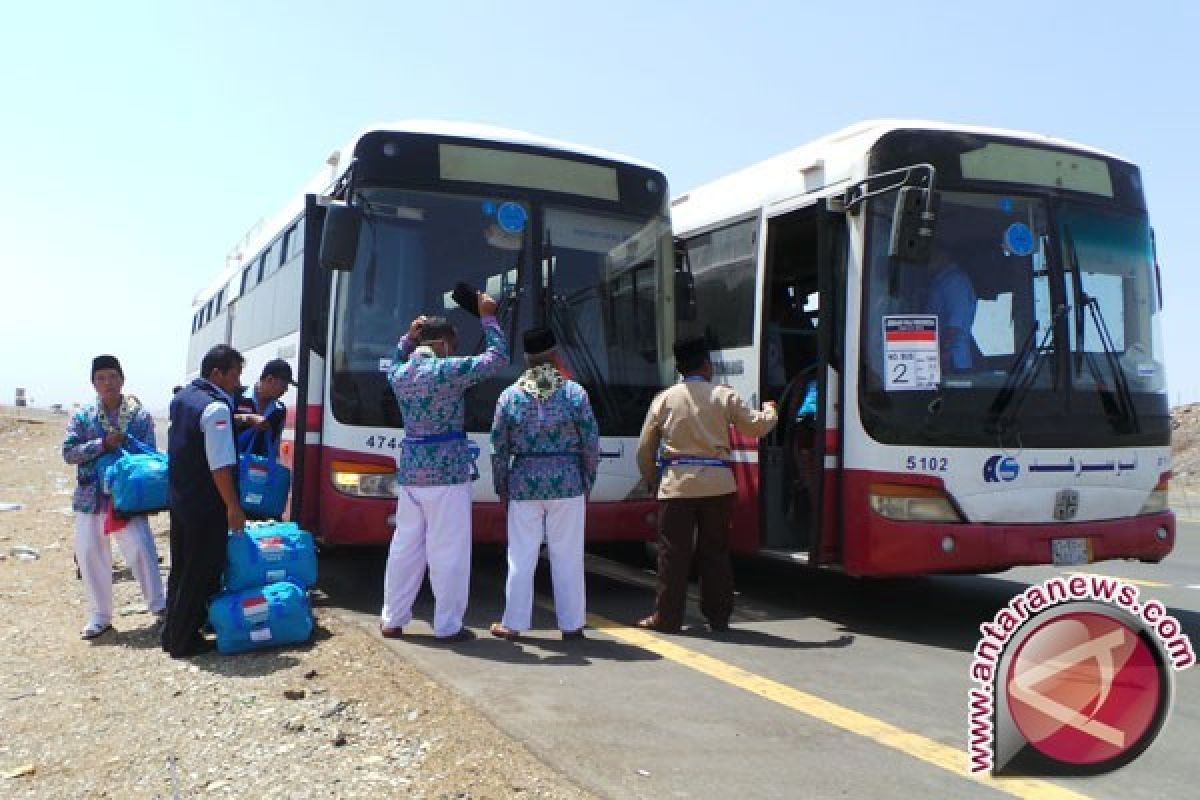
[842,508,1176,577]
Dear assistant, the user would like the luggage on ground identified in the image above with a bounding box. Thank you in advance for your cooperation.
[207,581,313,654]
[224,522,318,592]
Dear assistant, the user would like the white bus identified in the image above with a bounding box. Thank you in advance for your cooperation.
[187,122,674,546]
[670,120,1174,575]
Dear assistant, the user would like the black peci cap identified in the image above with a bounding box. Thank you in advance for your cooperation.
[672,336,710,368]
[451,282,480,317]
[261,359,297,386]
[522,326,557,355]
[91,354,123,379]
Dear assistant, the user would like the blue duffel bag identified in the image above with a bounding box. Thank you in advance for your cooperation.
[103,437,169,514]
[208,581,314,655]
[238,430,291,519]
[225,522,318,592]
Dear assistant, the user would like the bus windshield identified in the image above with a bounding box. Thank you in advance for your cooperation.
[330,187,671,435]
[860,190,1168,448]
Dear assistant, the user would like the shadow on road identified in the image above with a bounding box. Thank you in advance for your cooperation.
[314,545,1200,660]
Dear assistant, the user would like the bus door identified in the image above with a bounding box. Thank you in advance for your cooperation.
[759,201,843,562]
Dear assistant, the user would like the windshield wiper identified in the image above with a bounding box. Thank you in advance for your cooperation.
[987,303,1066,437]
[1063,225,1139,433]
[541,230,621,427]
[1080,295,1139,433]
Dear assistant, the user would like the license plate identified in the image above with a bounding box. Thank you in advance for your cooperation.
[1052,537,1091,566]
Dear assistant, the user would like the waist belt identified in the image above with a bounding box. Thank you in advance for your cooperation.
[659,456,731,470]
[403,431,467,445]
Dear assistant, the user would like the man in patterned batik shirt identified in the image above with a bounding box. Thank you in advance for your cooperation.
[380,291,507,641]
[62,355,166,640]
[488,327,599,641]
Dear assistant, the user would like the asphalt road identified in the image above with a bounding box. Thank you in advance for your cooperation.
[317,517,1200,800]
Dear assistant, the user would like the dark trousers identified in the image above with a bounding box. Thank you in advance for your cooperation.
[653,493,735,630]
[160,508,226,656]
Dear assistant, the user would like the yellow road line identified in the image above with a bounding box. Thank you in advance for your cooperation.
[583,611,1093,800]
[1067,571,1171,589]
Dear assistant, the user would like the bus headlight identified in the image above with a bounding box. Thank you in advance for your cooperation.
[1138,475,1170,516]
[869,484,963,523]
[331,461,396,498]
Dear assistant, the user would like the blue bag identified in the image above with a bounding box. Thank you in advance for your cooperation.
[225,522,318,592]
[208,581,314,655]
[238,429,291,518]
[103,437,169,514]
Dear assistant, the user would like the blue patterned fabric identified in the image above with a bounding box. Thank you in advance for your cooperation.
[63,399,156,513]
[388,316,508,486]
[490,373,600,502]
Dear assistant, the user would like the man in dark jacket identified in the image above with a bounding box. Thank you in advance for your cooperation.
[161,345,247,658]
[234,358,294,457]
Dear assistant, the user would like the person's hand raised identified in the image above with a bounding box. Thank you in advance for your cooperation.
[478,292,499,317]
[408,315,427,340]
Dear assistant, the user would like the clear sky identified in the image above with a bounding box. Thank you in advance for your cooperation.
[2,1,1197,412]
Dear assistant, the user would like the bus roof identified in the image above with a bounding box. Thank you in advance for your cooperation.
[670,119,1131,235]
[194,121,662,306]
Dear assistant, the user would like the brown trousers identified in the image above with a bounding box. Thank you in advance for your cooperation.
[653,493,735,630]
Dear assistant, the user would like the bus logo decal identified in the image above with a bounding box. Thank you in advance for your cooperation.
[1053,489,1080,521]
[983,455,1020,483]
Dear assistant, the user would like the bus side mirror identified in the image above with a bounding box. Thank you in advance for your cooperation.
[889,187,937,262]
[319,201,362,271]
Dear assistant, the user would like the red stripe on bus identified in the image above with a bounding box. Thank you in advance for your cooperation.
[305,405,322,431]
[884,331,936,342]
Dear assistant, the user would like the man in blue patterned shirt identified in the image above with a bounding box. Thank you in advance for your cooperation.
[488,327,600,640]
[380,291,507,641]
[63,355,166,640]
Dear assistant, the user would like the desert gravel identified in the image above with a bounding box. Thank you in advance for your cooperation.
[0,408,594,799]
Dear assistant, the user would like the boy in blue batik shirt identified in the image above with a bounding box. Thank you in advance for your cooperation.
[488,327,600,641]
[379,291,508,641]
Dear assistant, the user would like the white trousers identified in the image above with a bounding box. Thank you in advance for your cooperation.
[74,512,166,627]
[501,495,586,633]
[381,483,472,637]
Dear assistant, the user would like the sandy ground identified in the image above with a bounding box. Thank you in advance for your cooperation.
[0,407,593,799]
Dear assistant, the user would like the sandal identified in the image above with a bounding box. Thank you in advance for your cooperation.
[489,622,519,640]
[80,622,113,640]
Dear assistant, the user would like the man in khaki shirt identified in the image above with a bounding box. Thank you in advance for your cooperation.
[635,336,777,633]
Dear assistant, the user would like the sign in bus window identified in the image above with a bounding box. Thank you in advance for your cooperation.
[884,315,940,390]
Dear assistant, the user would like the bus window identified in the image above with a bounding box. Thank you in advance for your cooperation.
[682,218,757,350]
[258,246,274,282]
[283,219,305,263]
[863,192,1051,388]
[545,206,670,433]
[1058,203,1164,394]
[330,190,532,430]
